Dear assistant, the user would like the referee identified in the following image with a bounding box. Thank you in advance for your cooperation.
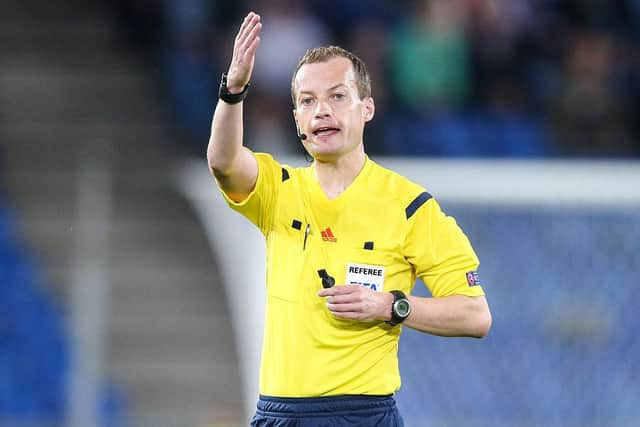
[208,12,492,427]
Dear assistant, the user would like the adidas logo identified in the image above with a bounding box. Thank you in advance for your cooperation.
[321,227,337,242]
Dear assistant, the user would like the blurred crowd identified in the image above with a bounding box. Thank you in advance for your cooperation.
[106,0,640,158]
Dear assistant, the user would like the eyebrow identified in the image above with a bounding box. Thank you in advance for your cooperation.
[298,84,348,97]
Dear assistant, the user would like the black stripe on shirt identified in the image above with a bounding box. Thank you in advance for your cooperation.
[405,191,432,219]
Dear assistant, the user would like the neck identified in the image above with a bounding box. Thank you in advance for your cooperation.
[313,146,366,200]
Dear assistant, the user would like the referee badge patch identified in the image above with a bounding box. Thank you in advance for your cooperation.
[466,271,481,287]
[346,263,385,292]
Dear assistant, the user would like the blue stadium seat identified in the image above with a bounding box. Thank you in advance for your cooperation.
[397,207,640,426]
[386,111,551,158]
[0,199,125,426]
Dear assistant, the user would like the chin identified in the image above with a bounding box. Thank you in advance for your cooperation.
[307,142,339,157]
[311,149,342,162]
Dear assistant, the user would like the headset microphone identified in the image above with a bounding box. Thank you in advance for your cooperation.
[296,123,308,140]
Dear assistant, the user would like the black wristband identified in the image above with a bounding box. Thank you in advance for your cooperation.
[218,73,250,104]
[386,290,411,326]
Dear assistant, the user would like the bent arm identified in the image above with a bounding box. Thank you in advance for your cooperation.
[404,294,492,338]
[208,100,257,202]
[207,12,261,202]
[318,286,491,338]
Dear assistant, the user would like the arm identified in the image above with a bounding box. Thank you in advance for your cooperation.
[317,287,492,338]
[403,294,491,338]
[207,12,262,202]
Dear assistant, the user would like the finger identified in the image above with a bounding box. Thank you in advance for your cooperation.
[243,22,262,50]
[237,12,257,37]
[244,34,260,59]
[330,311,362,320]
[237,14,261,48]
[238,24,261,61]
[317,288,334,297]
[318,285,357,297]
[234,13,253,43]
[238,21,261,58]
[327,302,361,313]
[327,294,361,304]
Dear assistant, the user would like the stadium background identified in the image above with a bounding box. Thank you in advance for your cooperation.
[0,0,638,426]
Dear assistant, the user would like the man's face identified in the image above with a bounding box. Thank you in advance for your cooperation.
[293,57,374,161]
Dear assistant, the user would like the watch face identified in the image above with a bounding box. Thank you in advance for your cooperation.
[395,299,410,317]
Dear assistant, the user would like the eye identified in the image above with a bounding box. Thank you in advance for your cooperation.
[300,97,314,106]
[332,93,346,101]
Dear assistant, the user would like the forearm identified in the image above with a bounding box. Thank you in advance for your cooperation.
[403,295,492,338]
[207,99,244,177]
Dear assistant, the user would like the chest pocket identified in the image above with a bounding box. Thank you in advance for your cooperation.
[265,218,305,303]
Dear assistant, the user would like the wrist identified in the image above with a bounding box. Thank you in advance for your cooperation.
[226,84,245,95]
[379,292,394,321]
[219,73,250,104]
[224,71,247,94]
[386,290,411,326]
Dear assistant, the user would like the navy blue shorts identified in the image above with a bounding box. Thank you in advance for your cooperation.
[250,394,404,427]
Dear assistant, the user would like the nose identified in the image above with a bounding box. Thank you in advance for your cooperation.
[314,98,332,118]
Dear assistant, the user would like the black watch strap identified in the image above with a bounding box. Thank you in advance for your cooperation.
[218,73,250,104]
[387,290,410,326]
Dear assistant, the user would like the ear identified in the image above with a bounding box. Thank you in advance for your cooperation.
[362,97,375,123]
[292,109,299,130]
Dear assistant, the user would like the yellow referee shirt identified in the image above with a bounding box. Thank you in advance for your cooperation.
[219,153,485,397]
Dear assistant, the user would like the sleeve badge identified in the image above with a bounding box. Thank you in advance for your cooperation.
[466,271,481,287]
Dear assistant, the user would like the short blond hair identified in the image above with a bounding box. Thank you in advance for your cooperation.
[291,46,372,106]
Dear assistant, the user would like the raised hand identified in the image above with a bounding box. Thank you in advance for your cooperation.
[226,12,262,94]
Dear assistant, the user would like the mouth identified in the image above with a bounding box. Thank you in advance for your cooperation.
[312,127,341,137]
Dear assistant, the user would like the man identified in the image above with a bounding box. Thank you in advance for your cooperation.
[208,11,492,427]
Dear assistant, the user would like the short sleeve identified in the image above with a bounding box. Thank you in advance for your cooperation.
[217,152,281,235]
[404,197,485,297]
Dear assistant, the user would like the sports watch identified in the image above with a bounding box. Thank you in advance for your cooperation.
[387,290,411,326]
[218,73,250,104]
